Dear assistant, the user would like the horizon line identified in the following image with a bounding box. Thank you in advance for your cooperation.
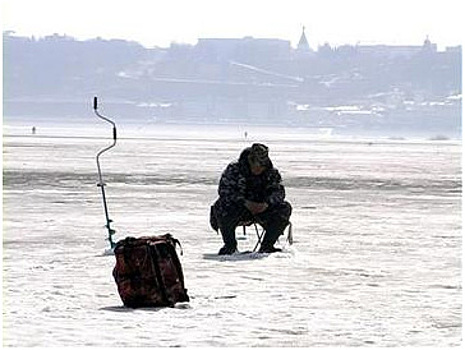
[3,30,462,51]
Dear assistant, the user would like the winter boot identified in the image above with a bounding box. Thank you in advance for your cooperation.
[258,245,282,254]
[259,226,285,253]
[218,244,237,255]
[218,224,237,255]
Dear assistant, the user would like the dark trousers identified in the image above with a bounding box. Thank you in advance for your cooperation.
[212,200,292,249]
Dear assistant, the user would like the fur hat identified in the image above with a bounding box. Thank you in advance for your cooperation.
[248,143,269,166]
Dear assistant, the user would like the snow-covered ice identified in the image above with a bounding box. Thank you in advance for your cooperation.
[2,124,462,346]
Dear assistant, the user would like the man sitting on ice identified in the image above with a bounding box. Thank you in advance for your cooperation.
[210,143,292,255]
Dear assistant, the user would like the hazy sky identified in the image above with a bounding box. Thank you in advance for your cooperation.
[1,0,464,49]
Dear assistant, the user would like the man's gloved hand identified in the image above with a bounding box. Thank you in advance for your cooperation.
[245,200,269,215]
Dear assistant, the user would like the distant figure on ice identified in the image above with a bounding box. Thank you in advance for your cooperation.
[210,143,292,255]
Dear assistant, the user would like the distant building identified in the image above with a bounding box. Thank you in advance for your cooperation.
[445,45,462,53]
[422,35,438,53]
[295,26,314,59]
[357,36,438,59]
[297,26,311,52]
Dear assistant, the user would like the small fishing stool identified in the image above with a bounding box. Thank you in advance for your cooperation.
[210,205,293,252]
[237,219,293,252]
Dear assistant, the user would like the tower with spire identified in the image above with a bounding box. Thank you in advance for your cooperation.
[422,35,437,52]
[295,26,313,59]
[297,26,311,52]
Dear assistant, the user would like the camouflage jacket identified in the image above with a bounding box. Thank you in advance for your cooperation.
[217,147,286,212]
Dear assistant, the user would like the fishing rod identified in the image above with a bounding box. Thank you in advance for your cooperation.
[93,96,117,249]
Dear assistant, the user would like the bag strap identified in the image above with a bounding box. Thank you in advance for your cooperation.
[164,241,188,299]
[171,237,184,256]
[147,244,172,306]
[159,233,184,256]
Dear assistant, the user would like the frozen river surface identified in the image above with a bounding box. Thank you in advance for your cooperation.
[2,125,462,346]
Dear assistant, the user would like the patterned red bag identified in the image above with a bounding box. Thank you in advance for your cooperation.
[113,234,189,308]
